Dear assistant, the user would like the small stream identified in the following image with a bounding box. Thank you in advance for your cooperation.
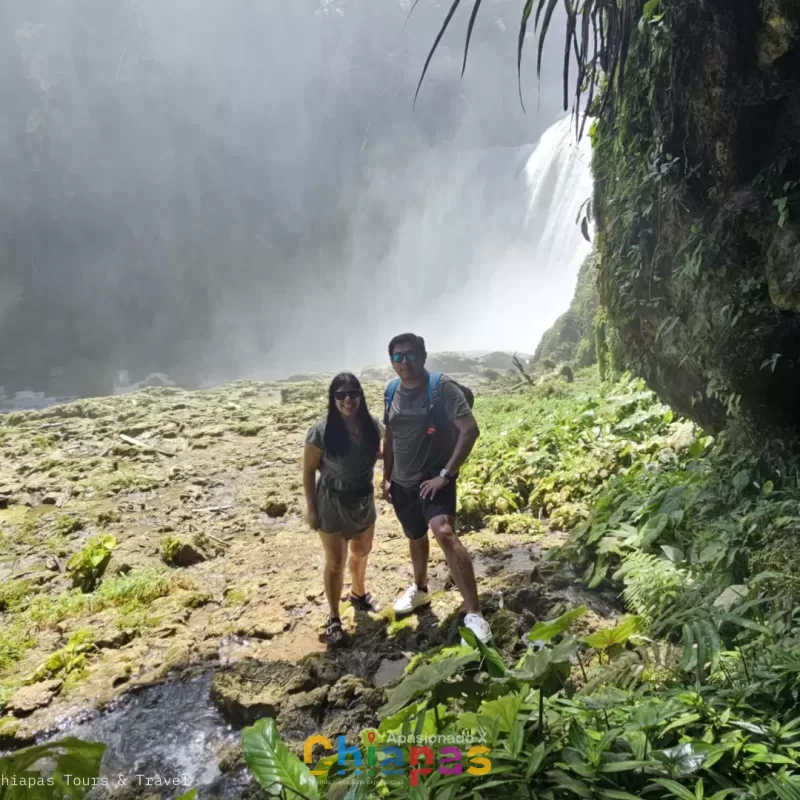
[41,672,245,799]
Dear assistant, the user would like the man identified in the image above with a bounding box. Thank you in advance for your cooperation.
[382,333,492,644]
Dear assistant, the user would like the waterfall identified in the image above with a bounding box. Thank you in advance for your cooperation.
[409,114,594,356]
[246,114,595,377]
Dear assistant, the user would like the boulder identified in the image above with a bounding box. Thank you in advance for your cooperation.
[8,680,63,716]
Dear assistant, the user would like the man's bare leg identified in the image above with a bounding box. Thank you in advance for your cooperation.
[409,534,429,589]
[429,515,480,614]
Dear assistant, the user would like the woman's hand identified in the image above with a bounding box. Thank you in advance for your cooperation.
[306,507,320,531]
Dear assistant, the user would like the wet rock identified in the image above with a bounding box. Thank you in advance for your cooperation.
[211,671,283,726]
[488,609,524,652]
[262,499,287,518]
[327,675,382,711]
[228,605,290,640]
[278,685,329,734]
[168,539,207,567]
[8,679,63,716]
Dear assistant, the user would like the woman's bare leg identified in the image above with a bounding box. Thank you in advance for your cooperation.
[318,532,348,619]
[348,525,374,597]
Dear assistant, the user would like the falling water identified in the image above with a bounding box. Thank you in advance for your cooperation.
[298,112,595,372]
[428,114,594,354]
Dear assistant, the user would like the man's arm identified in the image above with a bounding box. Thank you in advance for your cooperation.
[443,413,480,476]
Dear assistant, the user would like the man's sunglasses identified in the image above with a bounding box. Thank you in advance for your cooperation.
[392,351,418,364]
[335,389,361,401]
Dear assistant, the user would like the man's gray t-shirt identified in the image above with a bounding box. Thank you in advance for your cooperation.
[386,377,471,487]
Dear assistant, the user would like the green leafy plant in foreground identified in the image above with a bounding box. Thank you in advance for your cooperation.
[66,533,119,592]
[0,738,105,800]
[242,718,319,799]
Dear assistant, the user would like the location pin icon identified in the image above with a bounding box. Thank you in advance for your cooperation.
[367,730,376,744]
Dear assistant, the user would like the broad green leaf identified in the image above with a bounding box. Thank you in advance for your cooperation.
[459,627,507,676]
[655,742,706,778]
[525,742,546,777]
[378,652,477,719]
[479,692,525,733]
[546,768,593,797]
[598,760,652,773]
[526,606,587,643]
[638,513,668,548]
[175,792,198,800]
[584,616,640,650]
[713,585,747,610]
[649,778,697,800]
[732,469,750,492]
[242,718,319,799]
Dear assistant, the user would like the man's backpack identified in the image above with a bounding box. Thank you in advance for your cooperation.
[383,372,474,428]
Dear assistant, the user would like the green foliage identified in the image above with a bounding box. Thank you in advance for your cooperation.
[31,630,96,682]
[462,372,688,529]
[242,718,320,799]
[66,534,118,591]
[0,579,33,612]
[53,513,84,537]
[160,535,182,565]
[0,737,105,800]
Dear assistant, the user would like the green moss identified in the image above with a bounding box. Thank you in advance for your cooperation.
[53,513,84,537]
[235,422,265,436]
[95,509,122,525]
[160,535,183,565]
[0,624,35,673]
[0,580,34,612]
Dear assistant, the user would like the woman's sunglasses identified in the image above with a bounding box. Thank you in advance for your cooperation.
[335,389,361,401]
[392,351,418,363]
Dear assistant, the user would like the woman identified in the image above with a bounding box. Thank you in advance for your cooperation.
[303,373,383,644]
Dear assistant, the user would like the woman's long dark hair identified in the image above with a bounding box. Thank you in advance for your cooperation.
[323,373,380,458]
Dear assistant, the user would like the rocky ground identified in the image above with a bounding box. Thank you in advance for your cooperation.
[0,377,612,794]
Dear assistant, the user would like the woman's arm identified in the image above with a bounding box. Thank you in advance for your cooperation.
[382,425,394,503]
[302,442,323,528]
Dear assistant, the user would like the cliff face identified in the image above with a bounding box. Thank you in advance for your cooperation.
[593,0,800,443]
[532,255,600,369]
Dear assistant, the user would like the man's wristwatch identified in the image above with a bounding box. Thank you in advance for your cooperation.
[439,469,454,483]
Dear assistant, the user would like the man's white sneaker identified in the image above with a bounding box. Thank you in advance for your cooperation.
[461,613,493,646]
[393,583,431,615]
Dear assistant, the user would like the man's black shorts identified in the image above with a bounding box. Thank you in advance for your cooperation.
[389,479,457,540]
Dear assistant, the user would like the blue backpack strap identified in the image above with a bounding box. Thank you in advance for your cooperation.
[427,372,442,408]
[384,378,401,418]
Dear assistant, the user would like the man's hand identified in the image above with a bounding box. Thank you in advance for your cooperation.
[306,508,320,531]
[420,475,447,500]
[383,480,393,504]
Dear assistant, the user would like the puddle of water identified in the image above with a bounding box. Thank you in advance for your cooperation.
[374,656,410,688]
[42,672,241,799]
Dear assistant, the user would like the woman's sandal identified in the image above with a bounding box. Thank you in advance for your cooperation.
[325,617,344,645]
[349,592,381,613]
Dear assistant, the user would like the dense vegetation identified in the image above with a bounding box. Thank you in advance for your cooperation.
[253,370,800,797]
[4,371,780,798]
